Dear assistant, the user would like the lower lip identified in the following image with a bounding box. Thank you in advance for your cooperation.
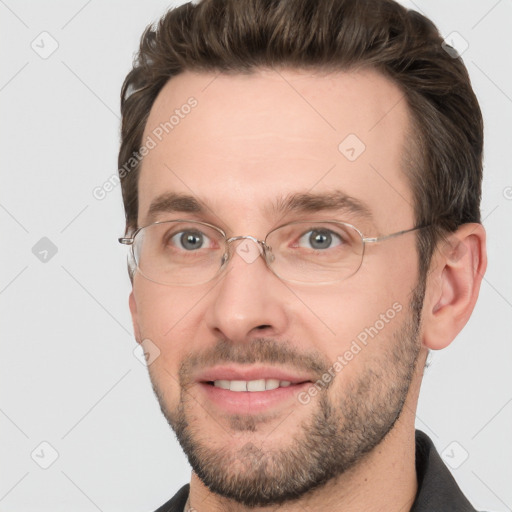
[198,382,311,415]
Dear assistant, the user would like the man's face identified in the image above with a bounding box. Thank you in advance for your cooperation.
[130,68,425,505]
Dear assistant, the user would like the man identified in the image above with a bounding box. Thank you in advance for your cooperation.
[117,0,487,510]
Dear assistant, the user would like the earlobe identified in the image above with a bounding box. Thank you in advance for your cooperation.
[129,291,142,344]
[422,223,487,350]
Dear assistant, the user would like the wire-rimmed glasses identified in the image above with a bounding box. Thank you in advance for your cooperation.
[119,219,427,286]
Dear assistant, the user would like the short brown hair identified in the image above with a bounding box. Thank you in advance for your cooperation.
[119,0,483,277]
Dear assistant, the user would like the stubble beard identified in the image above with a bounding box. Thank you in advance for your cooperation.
[150,282,425,507]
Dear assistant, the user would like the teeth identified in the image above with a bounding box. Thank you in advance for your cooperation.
[213,379,293,391]
[265,379,280,390]
[247,379,265,392]
[229,380,247,392]
[215,380,230,390]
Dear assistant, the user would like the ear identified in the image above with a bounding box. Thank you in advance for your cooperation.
[421,223,487,350]
[129,291,142,344]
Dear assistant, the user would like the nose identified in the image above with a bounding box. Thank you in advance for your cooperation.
[204,238,289,343]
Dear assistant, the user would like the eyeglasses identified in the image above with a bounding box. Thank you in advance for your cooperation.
[118,219,427,286]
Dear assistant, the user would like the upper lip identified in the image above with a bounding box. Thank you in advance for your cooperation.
[195,365,315,384]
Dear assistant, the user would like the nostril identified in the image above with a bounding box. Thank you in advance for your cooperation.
[256,324,271,330]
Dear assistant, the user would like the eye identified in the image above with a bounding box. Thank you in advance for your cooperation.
[297,229,343,250]
[169,230,212,251]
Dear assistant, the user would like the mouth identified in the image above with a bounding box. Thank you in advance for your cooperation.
[208,378,295,391]
[195,366,315,415]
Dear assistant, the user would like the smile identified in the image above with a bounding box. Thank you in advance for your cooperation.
[211,379,292,391]
[195,366,315,414]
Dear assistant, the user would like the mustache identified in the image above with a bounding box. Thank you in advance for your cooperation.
[179,337,331,384]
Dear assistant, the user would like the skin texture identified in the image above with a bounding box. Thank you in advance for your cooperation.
[128,68,487,511]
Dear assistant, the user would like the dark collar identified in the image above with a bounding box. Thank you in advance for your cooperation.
[154,430,480,512]
[153,483,189,512]
[411,430,478,511]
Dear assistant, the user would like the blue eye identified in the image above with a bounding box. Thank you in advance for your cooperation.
[298,229,342,250]
[171,230,210,251]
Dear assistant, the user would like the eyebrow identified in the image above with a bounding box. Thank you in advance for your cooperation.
[269,191,373,222]
[147,193,203,221]
[145,190,373,226]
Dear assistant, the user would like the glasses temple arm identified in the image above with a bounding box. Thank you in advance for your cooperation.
[362,224,431,244]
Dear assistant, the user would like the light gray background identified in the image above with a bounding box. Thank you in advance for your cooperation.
[1,1,511,511]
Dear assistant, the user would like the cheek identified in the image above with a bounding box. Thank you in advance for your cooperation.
[303,266,413,364]
[133,281,209,370]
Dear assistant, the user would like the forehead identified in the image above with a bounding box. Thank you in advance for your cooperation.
[138,68,414,232]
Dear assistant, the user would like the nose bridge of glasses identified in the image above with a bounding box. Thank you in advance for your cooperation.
[224,235,273,266]
[226,234,261,245]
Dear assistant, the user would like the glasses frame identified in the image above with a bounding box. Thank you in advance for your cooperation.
[118,219,430,286]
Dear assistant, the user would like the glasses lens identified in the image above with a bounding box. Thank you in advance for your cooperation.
[266,221,364,283]
[133,221,225,285]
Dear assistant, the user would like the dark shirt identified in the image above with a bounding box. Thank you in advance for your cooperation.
[154,430,481,512]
